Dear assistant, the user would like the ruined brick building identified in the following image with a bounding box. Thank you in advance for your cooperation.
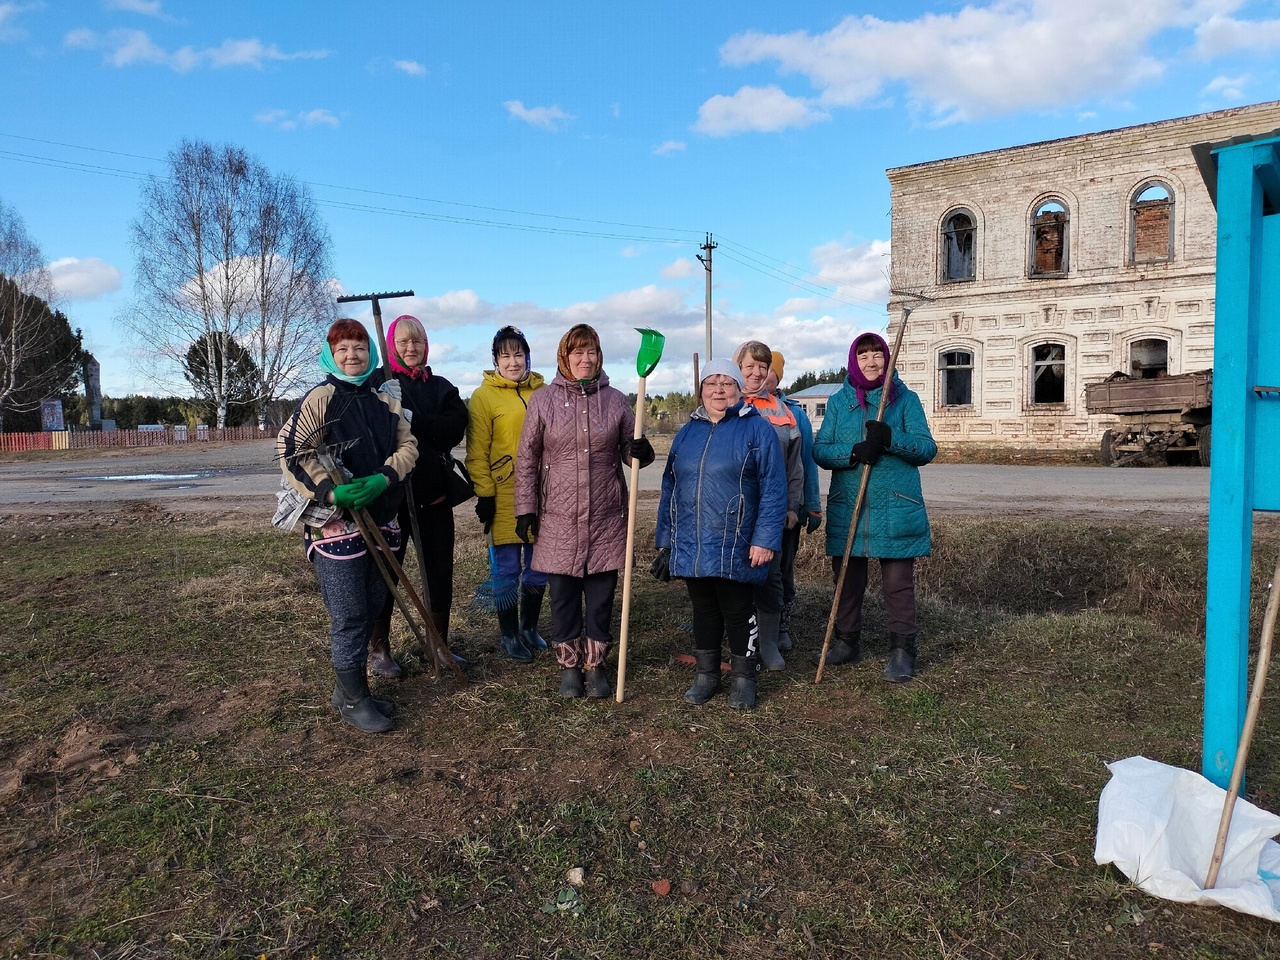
[885,100,1280,450]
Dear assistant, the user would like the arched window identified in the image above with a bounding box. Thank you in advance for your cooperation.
[1029,199,1069,277]
[1131,182,1174,263]
[1031,342,1066,404]
[1130,338,1169,378]
[941,209,976,282]
[938,349,973,406]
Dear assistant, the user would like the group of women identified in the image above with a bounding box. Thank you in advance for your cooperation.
[278,317,936,734]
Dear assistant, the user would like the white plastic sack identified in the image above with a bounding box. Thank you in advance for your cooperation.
[1095,755,1280,922]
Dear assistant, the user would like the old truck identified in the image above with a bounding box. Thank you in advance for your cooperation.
[1084,369,1213,466]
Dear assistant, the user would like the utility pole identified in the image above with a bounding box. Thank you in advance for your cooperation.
[696,232,717,359]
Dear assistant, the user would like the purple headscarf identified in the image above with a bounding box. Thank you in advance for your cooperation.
[848,332,893,412]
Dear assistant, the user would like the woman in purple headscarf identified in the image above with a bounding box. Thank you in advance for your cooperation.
[811,331,937,682]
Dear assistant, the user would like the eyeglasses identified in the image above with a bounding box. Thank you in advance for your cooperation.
[704,378,737,389]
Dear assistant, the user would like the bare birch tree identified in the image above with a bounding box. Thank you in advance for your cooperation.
[127,139,335,428]
[0,198,82,433]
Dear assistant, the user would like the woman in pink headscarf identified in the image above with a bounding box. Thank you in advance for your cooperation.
[368,314,469,675]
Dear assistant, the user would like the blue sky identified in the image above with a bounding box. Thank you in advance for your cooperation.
[3,0,1280,399]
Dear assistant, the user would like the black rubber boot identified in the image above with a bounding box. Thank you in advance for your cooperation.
[331,685,393,717]
[584,639,613,699]
[726,654,760,711]
[497,604,533,662]
[332,668,394,733]
[812,631,862,667]
[884,633,918,683]
[777,600,794,653]
[556,640,585,698]
[519,584,549,651]
[683,648,723,704]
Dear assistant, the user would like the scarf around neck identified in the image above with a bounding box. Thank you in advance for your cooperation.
[320,339,379,387]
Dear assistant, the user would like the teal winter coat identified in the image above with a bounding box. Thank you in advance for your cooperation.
[813,374,936,559]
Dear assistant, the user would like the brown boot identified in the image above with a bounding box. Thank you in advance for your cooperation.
[367,621,402,679]
[431,610,466,667]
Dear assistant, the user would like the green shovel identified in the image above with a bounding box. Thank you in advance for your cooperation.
[616,327,666,703]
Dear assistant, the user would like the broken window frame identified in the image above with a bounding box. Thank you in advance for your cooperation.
[1028,198,1070,278]
[940,208,977,283]
[1129,181,1174,264]
[938,349,974,407]
[1030,342,1067,406]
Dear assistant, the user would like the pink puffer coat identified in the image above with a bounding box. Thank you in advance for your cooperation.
[514,370,635,576]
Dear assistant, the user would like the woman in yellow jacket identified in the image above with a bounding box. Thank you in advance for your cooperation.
[465,326,547,661]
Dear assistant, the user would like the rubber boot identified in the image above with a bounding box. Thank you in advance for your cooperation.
[432,610,467,667]
[777,600,794,653]
[498,604,533,663]
[756,608,786,672]
[683,648,723,705]
[726,654,760,711]
[366,621,402,679]
[332,667,394,733]
[884,633,917,683]
[584,638,612,699]
[519,584,549,651]
[812,631,862,667]
[331,684,393,717]
[556,638,584,698]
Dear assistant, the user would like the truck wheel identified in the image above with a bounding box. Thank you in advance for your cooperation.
[1198,423,1212,467]
[1099,430,1115,466]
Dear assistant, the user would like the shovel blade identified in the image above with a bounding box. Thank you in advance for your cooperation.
[635,327,666,378]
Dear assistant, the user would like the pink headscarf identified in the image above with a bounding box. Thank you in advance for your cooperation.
[387,315,429,380]
[848,331,893,412]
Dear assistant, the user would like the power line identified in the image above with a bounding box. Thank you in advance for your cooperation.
[715,247,886,314]
[717,234,888,311]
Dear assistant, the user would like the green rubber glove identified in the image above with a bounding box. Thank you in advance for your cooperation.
[350,472,389,509]
[332,482,363,508]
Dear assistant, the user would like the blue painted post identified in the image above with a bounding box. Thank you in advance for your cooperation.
[1203,136,1280,789]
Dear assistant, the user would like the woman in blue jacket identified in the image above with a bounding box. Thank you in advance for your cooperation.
[813,332,937,682]
[654,359,787,710]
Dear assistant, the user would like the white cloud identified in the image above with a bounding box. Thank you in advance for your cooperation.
[0,2,35,42]
[256,108,339,130]
[64,28,328,71]
[393,58,426,76]
[621,246,639,258]
[705,1,1229,128]
[1194,13,1280,58]
[808,238,891,307]
[661,257,699,280]
[695,85,828,136]
[1202,73,1250,100]
[49,256,123,301]
[504,99,574,131]
[652,139,686,156]
[105,0,166,17]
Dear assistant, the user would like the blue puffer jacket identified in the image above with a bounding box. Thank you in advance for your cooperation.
[656,401,787,585]
[813,374,937,559]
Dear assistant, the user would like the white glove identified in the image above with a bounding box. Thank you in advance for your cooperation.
[379,379,402,401]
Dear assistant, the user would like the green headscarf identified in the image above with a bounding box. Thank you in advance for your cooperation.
[319,338,380,387]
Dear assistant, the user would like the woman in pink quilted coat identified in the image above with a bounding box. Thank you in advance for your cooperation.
[514,324,655,699]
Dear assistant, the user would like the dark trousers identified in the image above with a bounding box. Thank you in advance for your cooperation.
[374,495,455,632]
[313,550,387,671]
[831,556,917,636]
[780,524,801,608]
[547,570,618,645]
[686,576,757,658]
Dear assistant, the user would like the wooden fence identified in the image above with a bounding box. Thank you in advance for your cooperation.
[0,425,270,453]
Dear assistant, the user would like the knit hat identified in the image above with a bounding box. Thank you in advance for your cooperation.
[387,315,429,380]
[848,332,893,411]
[556,323,602,382]
[699,358,745,391]
[770,350,785,381]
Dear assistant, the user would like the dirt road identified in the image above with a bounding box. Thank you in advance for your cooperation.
[0,439,1210,522]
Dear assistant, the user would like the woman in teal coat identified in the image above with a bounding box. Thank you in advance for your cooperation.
[812,332,936,682]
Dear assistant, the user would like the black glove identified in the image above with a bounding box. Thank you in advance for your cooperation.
[650,547,671,582]
[864,419,892,449]
[629,436,655,468]
[515,513,539,544]
[851,440,882,466]
[475,496,496,533]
